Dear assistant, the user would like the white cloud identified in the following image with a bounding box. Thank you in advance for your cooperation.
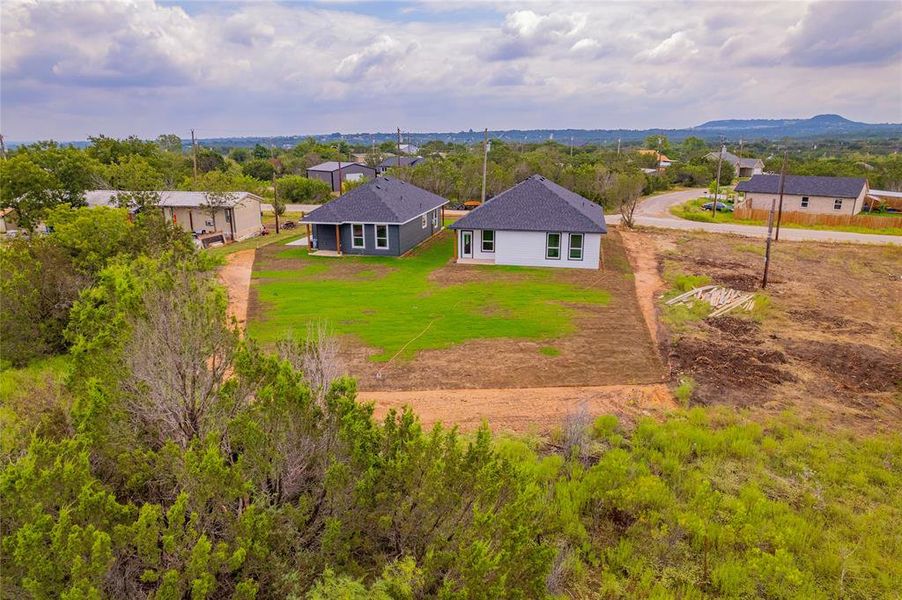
[0,0,899,140]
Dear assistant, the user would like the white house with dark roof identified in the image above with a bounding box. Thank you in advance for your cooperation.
[300,176,448,256]
[734,175,869,215]
[449,175,607,270]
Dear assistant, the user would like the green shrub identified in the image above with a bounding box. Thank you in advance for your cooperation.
[673,376,695,406]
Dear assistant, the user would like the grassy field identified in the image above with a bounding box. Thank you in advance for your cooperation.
[248,233,611,361]
[671,197,902,235]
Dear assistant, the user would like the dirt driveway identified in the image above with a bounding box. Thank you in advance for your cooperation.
[362,383,675,432]
[218,249,255,330]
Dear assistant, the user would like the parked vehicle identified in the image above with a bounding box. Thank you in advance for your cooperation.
[701,201,734,212]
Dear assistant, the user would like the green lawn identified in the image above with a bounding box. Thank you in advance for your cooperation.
[671,198,902,236]
[248,234,611,361]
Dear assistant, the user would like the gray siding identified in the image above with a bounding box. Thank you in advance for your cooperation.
[312,207,442,256]
[306,164,377,193]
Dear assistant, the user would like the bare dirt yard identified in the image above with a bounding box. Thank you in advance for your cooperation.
[219,249,255,330]
[632,229,902,433]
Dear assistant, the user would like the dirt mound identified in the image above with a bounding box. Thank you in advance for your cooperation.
[670,336,795,406]
[785,340,902,393]
[787,308,877,334]
[707,316,760,338]
[716,273,761,292]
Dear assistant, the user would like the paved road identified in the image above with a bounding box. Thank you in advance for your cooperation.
[607,188,901,246]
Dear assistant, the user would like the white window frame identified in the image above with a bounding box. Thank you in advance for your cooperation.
[432,209,439,228]
[481,229,495,253]
[421,215,428,229]
[375,224,389,249]
[800,196,809,208]
[568,233,584,261]
[351,223,365,249]
[546,232,561,260]
[833,198,843,211]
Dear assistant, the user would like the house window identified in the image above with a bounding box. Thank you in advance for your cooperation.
[546,232,561,259]
[225,210,232,224]
[375,224,389,249]
[421,215,428,228]
[833,198,843,211]
[351,224,365,248]
[568,233,584,261]
[481,230,495,253]
[801,197,809,208]
[432,209,439,227]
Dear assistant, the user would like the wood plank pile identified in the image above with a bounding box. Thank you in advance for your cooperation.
[665,285,756,318]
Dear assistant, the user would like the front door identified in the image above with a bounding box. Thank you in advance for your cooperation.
[461,230,473,258]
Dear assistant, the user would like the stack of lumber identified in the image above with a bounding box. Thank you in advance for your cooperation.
[665,285,755,318]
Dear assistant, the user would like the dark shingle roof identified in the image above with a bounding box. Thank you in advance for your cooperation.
[450,175,607,234]
[735,175,867,198]
[706,151,764,169]
[301,176,449,224]
[379,156,424,168]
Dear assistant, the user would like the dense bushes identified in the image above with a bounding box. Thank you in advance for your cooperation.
[1,246,899,598]
[275,175,332,204]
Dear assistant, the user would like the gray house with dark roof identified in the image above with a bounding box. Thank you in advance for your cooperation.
[300,176,449,256]
[449,175,607,270]
[735,175,869,215]
[306,161,377,193]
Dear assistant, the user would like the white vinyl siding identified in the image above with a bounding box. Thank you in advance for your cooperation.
[494,230,601,269]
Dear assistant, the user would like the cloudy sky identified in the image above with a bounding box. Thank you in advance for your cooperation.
[2,0,901,141]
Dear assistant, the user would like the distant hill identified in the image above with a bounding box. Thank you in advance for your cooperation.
[8,114,901,150]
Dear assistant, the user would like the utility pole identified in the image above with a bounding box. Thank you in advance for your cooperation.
[738,138,744,175]
[0,133,7,159]
[774,150,788,241]
[397,127,402,168]
[617,137,621,156]
[762,198,777,288]
[712,142,725,217]
[481,128,489,204]
[191,129,198,183]
[337,140,343,194]
[570,136,574,158]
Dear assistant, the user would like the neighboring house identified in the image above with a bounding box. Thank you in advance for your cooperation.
[706,151,765,178]
[449,175,607,270]
[398,143,419,155]
[84,190,264,241]
[868,188,902,210]
[306,162,377,193]
[376,156,425,174]
[734,175,869,215]
[0,208,18,234]
[300,176,448,256]
[637,149,672,168]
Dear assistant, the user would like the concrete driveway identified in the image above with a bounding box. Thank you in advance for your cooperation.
[607,188,900,245]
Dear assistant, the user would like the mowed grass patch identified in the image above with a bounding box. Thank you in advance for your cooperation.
[249,233,611,361]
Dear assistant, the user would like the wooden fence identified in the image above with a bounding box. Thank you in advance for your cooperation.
[733,206,901,230]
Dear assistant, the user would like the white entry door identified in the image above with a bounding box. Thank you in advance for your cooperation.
[461,230,473,258]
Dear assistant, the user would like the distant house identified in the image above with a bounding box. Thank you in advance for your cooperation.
[734,175,869,215]
[449,175,607,270]
[706,151,764,178]
[0,208,18,234]
[376,156,424,174]
[306,162,377,193]
[398,143,419,155]
[637,149,672,168]
[84,190,264,241]
[300,176,448,256]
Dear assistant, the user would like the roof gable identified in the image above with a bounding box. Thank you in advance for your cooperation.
[307,161,375,172]
[300,176,449,224]
[735,175,867,198]
[450,175,607,234]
